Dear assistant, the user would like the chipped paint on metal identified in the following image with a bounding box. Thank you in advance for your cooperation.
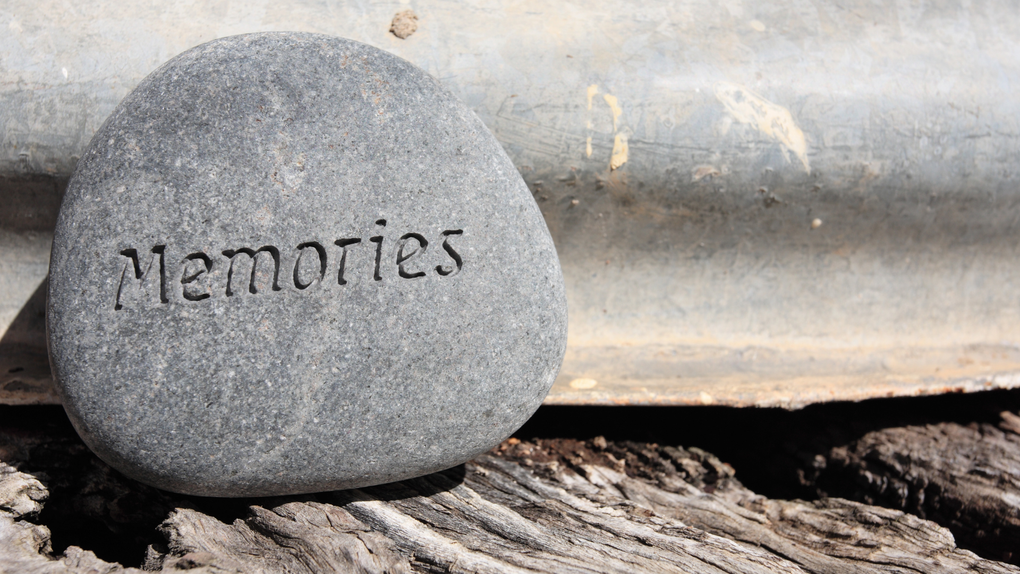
[602,93,622,132]
[714,81,810,172]
[692,165,720,181]
[609,134,628,170]
[569,378,599,389]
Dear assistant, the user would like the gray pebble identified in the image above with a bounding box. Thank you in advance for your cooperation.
[47,33,566,497]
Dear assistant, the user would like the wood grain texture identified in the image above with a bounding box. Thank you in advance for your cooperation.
[808,411,1020,564]
[2,416,1016,574]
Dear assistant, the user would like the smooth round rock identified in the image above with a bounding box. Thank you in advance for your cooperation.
[47,33,567,497]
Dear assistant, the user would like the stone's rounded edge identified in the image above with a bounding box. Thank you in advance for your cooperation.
[47,164,98,457]
[46,32,569,497]
[439,63,570,425]
[159,444,501,498]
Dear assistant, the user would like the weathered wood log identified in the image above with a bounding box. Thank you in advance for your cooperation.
[492,438,1016,574]
[806,410,1020,564]
[1,406,1015,574]
[514,390,1020,566]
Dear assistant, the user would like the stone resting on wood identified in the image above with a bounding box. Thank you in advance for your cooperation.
[2,407,1018,574]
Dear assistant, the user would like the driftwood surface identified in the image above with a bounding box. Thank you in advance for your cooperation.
[807,414,1020,564]
[3,403,1019,574]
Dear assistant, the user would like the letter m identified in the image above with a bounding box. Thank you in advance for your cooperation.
[221,246,282,296]
[115,246,168,310]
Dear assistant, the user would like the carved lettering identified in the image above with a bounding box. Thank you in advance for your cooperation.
[436,230,464,277]
[181,252,214,301]
[334,238,361,285]
[221,246,282,296]
[396,233,428,279]
[293,242,327,289]
[113,225,464,309]
[115,246,167,310]
[369,219,386,281]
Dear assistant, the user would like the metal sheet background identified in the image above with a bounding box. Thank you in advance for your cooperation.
[3,1,1020,407]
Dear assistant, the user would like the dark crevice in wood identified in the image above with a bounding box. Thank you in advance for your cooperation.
[517,388,1020,499]
[0,405,171,566]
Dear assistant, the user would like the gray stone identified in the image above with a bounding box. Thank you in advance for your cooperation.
[46,33,567,497]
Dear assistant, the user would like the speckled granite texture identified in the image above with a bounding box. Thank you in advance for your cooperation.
[47,33,567,497]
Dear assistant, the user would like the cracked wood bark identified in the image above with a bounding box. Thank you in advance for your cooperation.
[2,419,1016,574]
[806,410,1020,564]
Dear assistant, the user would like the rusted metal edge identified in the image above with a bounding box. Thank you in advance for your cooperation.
[547,370,1020,409]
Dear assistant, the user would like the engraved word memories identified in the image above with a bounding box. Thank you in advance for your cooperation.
[47,33,567,497]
